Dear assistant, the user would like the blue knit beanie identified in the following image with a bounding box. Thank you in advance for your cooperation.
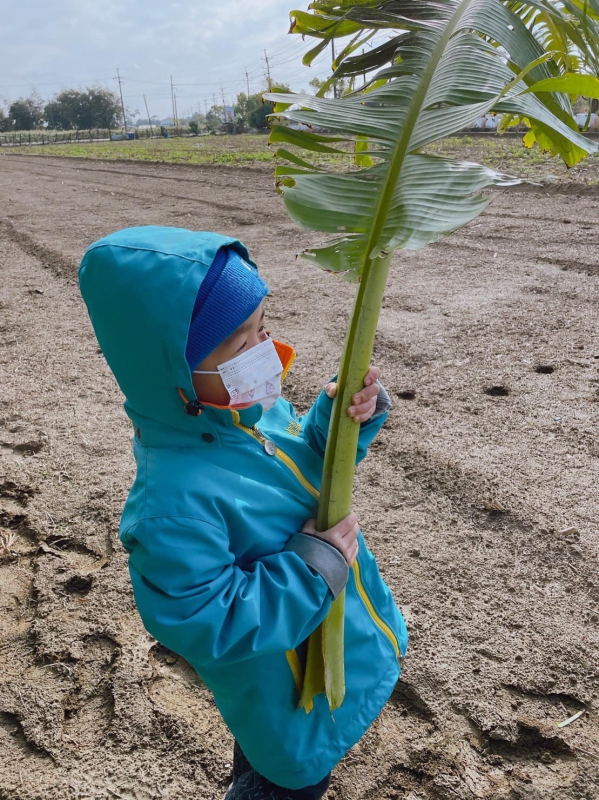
[185,247,269,371]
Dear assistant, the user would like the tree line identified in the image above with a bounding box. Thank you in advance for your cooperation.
[0,85,292,134]
[0,78,334,134]
[0,88,123,132]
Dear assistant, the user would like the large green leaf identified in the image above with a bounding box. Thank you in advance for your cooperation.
[266,0,596,283]
[524,73,599,96]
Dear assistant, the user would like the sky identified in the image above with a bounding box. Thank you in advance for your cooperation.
[0,0,339,120]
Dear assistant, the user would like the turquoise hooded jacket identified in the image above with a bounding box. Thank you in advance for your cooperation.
[79,227,408,790]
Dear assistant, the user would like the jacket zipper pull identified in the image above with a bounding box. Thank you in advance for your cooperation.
[264,440,277,456]
[253,426,277,456]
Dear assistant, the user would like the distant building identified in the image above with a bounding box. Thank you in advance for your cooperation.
[471,114,500,130]
[575,112,598,130]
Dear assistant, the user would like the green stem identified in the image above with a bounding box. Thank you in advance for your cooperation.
[299,253,391,713]
[318,252,392,531]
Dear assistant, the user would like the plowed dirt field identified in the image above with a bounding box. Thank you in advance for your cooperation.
[1,151,598,799]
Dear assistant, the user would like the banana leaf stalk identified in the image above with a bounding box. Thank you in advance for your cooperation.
[265,0,599,713]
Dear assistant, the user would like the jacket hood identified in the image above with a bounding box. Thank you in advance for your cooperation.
[79,226,262,440]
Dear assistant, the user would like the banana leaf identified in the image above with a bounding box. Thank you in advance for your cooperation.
[266,0,597,713]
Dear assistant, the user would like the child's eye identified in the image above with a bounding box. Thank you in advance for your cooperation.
[235,325,267,354]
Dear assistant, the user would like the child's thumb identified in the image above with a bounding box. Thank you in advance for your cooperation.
[325,383,337,398]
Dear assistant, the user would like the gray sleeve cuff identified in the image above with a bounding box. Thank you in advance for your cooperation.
[283,532,348,600]
[372,380,392,418]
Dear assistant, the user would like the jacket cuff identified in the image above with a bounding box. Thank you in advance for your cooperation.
[372,380,392,419]
[283,532,348,600]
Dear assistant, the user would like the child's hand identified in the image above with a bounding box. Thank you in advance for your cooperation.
[325,366,381,424]
[302,513,360,567]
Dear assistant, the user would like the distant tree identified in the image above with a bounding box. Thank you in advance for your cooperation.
[44,88,121,130]
[246,85,290,130]
[0,107,11,132]
[309,76,350,97]
[9,95,44,130]
[125,107,140,127]
[205,105,225,134]
[233,92,251,131]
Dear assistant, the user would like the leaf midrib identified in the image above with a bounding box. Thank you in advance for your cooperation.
[362,0,474,266]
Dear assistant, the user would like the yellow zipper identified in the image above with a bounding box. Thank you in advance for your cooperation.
[352,558,401,660]
[231,409,401,661]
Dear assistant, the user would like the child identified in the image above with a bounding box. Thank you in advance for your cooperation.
[79,226,408,799]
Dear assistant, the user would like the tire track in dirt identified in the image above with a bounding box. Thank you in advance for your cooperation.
[0,219,75,278]
[0,158,266,216]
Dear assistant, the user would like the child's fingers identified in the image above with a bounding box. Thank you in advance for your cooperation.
[339,511,358,533]
[347,396,378,423]
[347,539,359,567]
[331,514,359,555]
[304,513,359,566]
[363,366,381,387]
[351,381,379,407]
[341,532,359,566]
[301,518,317,535]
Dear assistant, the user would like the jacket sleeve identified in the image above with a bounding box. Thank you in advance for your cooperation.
[122,515,347,667]
[298,379,391,463]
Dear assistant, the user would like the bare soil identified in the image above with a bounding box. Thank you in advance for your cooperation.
[0,152,598,800]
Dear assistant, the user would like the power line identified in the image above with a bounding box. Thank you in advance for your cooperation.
[267,37,307,59]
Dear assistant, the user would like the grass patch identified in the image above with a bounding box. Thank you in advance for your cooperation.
[424,135,599,181]
[4,131,597,184]
[2,134,276,166]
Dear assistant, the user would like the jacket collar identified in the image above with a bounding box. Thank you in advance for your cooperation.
[131,340,295,449]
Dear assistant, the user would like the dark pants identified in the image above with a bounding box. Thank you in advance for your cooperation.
[225,741,331,799]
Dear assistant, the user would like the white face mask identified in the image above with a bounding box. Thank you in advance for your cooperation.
[194,337,283,412]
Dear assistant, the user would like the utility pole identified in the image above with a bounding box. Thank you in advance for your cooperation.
[116,67,127,134]
[204,99,208,117]
[170,75,177,128]
[331,41,337,99]
[143,94,153,137]
[221,86,227,122]
[245,67,250,98]
[174,92,179,130]
[264,50,272,90]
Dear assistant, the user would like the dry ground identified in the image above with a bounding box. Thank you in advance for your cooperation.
[0,151,598,800]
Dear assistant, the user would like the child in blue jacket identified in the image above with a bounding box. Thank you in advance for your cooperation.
[79,226,408,800]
